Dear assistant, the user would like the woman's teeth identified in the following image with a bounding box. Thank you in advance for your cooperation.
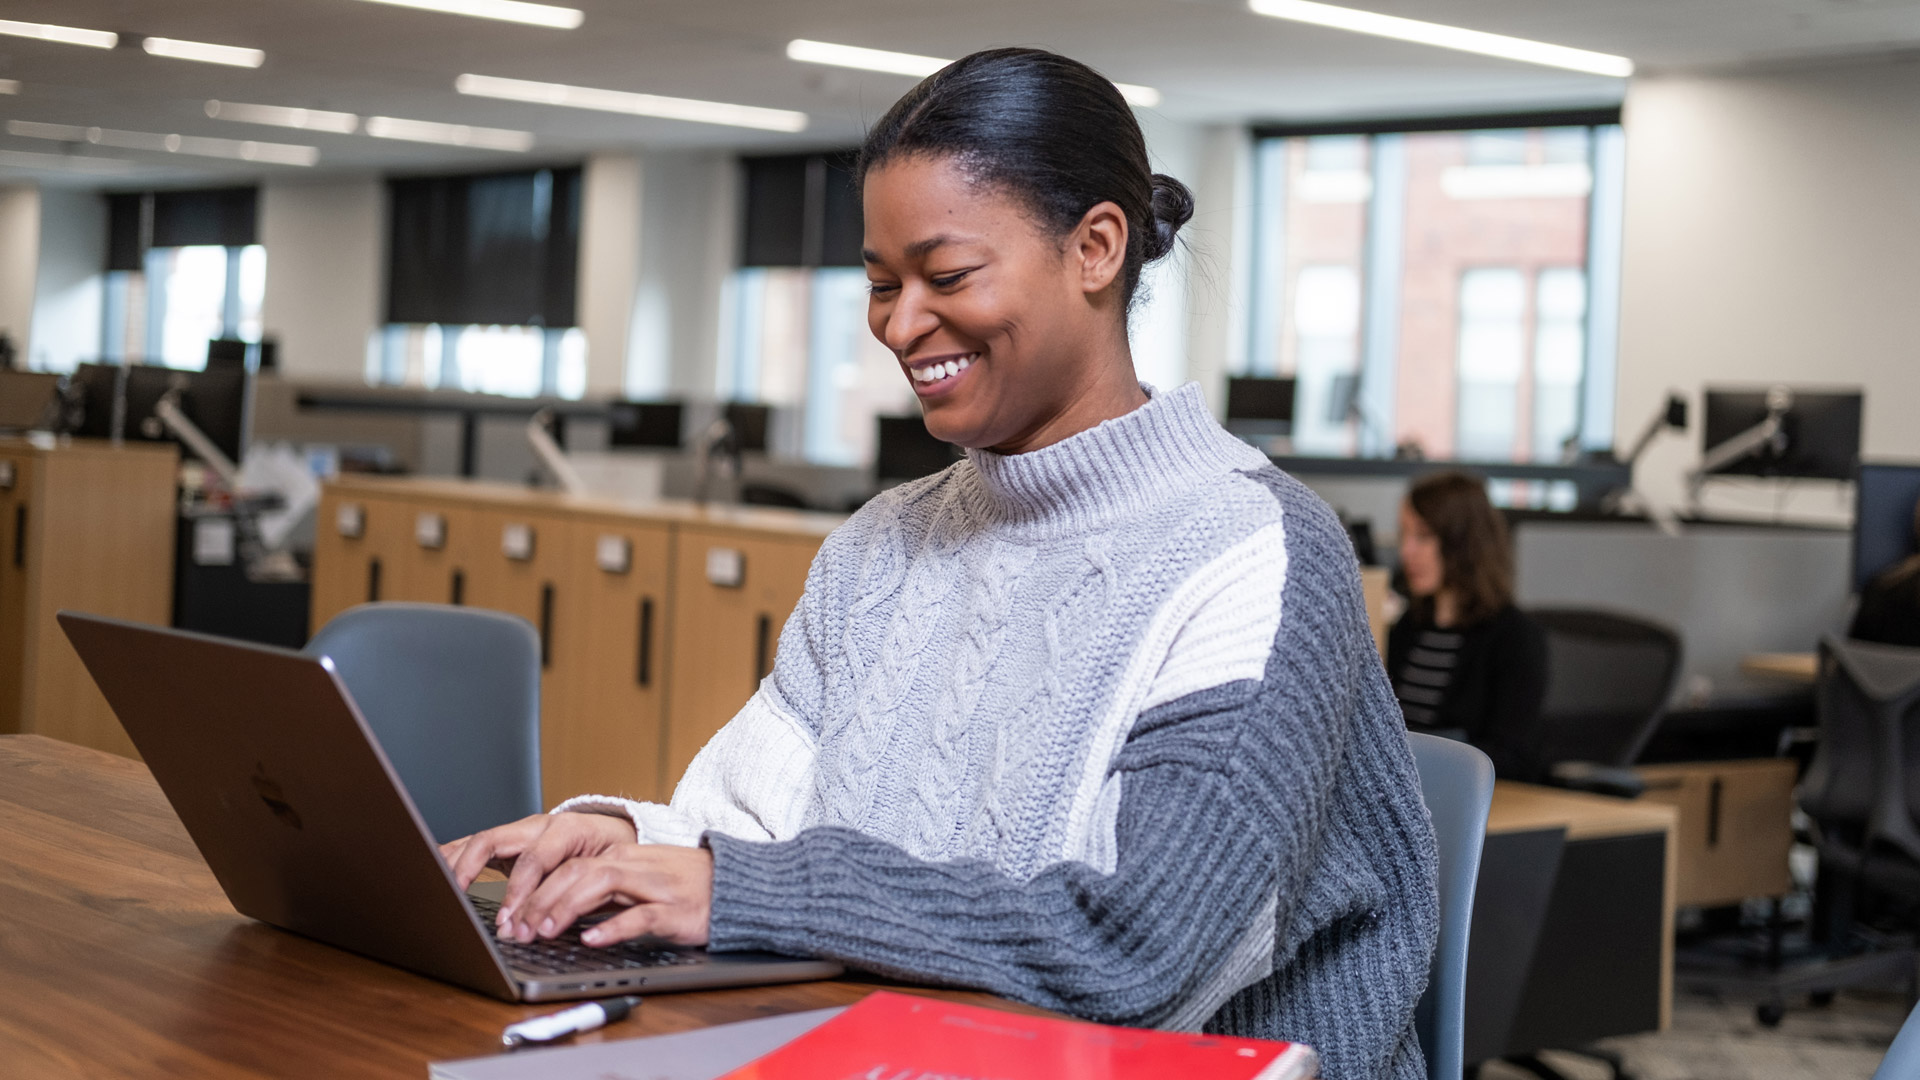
[911,355,975,384]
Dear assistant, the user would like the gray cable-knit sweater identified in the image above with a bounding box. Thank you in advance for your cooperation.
[559,382,1439,1080]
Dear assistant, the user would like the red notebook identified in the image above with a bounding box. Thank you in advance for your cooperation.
[717,991,1319,1080]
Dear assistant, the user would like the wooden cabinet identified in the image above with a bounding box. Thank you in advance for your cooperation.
[0,437,177,756]
[310,479,834,807]
[554,519,671,803]
[662,526,817,792]
[1633,758,1796,908]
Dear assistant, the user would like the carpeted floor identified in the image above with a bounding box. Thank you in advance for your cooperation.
[1476,983,1909,1080]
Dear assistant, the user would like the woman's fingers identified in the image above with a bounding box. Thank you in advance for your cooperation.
[503,846,712,947]
[445,815,548,892]
[496,813,637,928]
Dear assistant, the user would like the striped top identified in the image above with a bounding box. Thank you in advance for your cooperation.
[1394,628,1465,730]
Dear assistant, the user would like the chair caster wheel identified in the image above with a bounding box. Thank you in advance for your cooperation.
[1757,1001,1786,1028]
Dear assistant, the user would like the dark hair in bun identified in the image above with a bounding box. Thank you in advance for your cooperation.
[859,47,1192,312]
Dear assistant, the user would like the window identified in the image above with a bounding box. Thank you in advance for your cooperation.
[366,324,586,399]
[101,243,267,371]
[720,267,911,466]
[1247,113,1625,462]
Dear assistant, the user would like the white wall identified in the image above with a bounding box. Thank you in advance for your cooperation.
[635,151,735,401]
[577,153,642,396]
[259,178,384,382]
[30,188,105,372]
[1616,61,1920,522]
[1182,125,1255,418]
[0,187,39,363]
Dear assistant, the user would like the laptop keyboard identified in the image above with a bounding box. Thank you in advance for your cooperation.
[469,893,703,976]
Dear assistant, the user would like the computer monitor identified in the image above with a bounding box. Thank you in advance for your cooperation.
[608,401,685,449]
[1855,462,1920,593]
[1701,387,1862,481]
[724,403,770,454]
[0,371,61,432]
[1226,377,1297,425]
[206,339,249,373]
[875,415,962,482]
[74,363,250,465]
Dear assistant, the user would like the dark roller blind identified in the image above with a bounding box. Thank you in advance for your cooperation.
[104,186,258,271]
[386,165,582,327]
[740,150,862,268]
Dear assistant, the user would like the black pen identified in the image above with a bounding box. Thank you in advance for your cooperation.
[501,995,643,1049]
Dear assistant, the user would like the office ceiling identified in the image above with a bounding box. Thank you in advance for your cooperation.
[4,0,1920,187]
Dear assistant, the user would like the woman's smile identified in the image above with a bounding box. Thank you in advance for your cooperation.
[904,352,979,398]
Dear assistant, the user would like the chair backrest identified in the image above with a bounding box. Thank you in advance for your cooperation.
[1875,997,1920,1080]
[1801,635,1920,862]
[1408,732,1496,1080]
[1530,608,1683,768]
[305,603,542,844]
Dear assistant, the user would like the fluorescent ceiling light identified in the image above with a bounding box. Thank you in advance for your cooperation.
[206,100,360,134]
[7,120,318,167]
[455,73,808,132]
[0,148,135,174]
[141,36,266,68]
[1247,0,1634,78]
[0,19,118,49]
[365,115,533,151]
[352,0,582,30]
[0,80,19,95]
[785,39,1162,108]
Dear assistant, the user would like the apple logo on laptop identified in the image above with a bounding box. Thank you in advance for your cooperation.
[251,764,303,831]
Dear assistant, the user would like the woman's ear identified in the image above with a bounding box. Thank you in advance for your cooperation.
[1070,200,1129,300]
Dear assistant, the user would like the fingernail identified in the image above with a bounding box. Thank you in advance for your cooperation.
[582,928,602,945]
[538,918,556,937]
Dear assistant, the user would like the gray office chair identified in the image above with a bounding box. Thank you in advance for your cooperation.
[306,602,543,844]
[1409,732,1496,1080]
[1769,635,1920,1025]
[1875,998,1920,1080]
[1530,608,1683,798]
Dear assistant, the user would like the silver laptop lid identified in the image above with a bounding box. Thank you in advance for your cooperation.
[58,611,520,1001]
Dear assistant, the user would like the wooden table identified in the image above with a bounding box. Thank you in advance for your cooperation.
[1741,651,1819,684]
[1469,782,1679,1065]
[0,735,1041,1079]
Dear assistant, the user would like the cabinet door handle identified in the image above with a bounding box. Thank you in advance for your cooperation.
[1707,777,1723,848]
[367,557,382,602]
[450,569,465,605]
[539,583,555,669]
[637,597,654,687]
[753,613,771,682]
[12,505,23,568]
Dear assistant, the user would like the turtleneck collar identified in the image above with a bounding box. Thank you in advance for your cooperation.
[957,382,1269,538]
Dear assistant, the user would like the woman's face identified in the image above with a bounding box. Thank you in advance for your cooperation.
[1398,501,1445,599]
[861,155,1127,452]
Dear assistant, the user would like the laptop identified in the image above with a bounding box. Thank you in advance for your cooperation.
[57,611,843,1002]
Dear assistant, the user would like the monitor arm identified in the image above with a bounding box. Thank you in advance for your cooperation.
[692,417,739,507]
[527,408,589,496]
[1686,385,1793,500]
[154,389,242,490]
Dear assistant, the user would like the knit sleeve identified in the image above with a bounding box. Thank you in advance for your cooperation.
[705,540,1394,1036]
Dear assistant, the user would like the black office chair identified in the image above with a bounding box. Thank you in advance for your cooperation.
[1769,634,1920,1024]
[1529,608,1684,798]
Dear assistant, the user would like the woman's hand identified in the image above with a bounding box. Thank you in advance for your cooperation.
[438,812,638,930]
[499,844,714,948]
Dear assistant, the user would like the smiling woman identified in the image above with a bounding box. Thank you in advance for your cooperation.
[444,47,1439,1080]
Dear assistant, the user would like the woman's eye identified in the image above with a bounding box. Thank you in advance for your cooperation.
[931,271,970,288]
[867,281,899,297]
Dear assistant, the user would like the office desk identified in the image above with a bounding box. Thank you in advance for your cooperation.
[0,735,1043,1079]
[1741,651,1819,684]
[1469,782,1678,1064]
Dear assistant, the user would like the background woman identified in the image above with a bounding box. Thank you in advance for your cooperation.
[446,48,1438,1080]
[1389,470,1548,781]
[1850,499,1920,646]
